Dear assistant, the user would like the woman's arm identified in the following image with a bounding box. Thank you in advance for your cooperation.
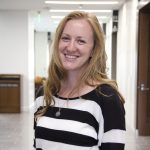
[98,85,126,150]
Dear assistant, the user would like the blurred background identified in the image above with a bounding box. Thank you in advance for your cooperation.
[0,0,150,149]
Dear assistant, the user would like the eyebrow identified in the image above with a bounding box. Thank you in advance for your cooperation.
[61,33,88,40]
[61,33,69,36]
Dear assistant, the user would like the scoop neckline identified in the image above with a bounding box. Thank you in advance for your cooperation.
[54,85,99,100]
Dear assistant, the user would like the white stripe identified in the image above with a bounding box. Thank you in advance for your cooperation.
[35,96,103,124]
[35,96,105,143]
[37,116,97,139]
[36,138,99,150]
[54,96,103,123]
[34,96,45,113]
[102,129,126,144]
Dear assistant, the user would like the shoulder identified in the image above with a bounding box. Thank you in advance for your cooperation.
[97,84,126,131]
[97,84,122,103]
[34,96,45,113]
[97,84,125,116]
[82,84,124,112]
[98,84,117,96]
[82,84,119,103]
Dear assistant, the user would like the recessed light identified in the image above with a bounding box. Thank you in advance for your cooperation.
[45,1,119,5]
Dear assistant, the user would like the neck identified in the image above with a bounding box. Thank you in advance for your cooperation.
[64,70,83,87]
[59,71,82,97]
[59,70,98,98]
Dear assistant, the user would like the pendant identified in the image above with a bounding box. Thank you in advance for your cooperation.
[55,110,61,117]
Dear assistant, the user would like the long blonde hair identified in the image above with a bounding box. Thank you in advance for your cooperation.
[37,11,124,116]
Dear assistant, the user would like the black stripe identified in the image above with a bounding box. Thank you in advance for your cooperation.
[44,106,99,133]
[35,126,98,147]
[101,93,126,132]
[82,84,126,132]
[99,143,125,150]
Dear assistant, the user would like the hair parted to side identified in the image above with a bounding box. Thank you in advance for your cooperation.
[36,11,124,117]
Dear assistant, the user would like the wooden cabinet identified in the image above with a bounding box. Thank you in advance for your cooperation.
[0,74,21,113]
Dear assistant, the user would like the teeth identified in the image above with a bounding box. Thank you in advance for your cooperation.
[65,54,78,59]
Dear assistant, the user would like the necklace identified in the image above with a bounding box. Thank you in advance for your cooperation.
[55,96,82,117]
[55,97,69,117]
[55,107,61,117]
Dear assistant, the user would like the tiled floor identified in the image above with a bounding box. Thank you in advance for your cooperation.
[0,112,34,150]
[125,128,150,150]
[0,111,150,150]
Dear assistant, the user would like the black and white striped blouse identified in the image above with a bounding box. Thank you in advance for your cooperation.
[34,84,126,150]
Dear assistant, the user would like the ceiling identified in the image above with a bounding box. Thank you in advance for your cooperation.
[0,0,126,32]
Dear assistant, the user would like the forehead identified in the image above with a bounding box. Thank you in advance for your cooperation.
[62,19,93,37]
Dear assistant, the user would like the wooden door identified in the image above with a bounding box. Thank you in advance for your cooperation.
[137,3,150,135]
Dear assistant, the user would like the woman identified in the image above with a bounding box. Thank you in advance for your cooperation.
[34,11,126,150]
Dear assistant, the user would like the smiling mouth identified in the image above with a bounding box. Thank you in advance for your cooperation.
[65,54,79,59]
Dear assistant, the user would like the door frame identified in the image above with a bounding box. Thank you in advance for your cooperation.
[137,3,150,135]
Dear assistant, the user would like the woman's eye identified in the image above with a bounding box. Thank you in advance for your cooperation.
[61,37,70,42]
[78,40,86,45]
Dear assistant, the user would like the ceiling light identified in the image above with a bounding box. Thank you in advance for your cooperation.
[45,1,119,5]
[49,9,112,13]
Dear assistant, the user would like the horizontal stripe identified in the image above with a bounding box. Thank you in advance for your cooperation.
[34,84,126,150]
[35,126,98,147]
[45,106,99,133]
[54,96,103,124]
[35,96,103,125]
[34,96,45,113]
[99,143,125,150]
[81,84,126,132]
[37,116,97,139]
[99,92,125,132]
[36,139,99,150]
[102,129,126,144]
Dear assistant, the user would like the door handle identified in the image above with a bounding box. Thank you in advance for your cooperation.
[139,84,149,91]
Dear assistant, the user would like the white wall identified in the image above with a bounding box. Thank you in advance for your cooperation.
[105,18,113,78]
[0,10,34,111]
[34,31,49,77]
[28,12,35,111]
[117,0,138,132]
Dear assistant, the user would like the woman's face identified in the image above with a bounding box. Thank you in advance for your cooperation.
[58,19,94,74]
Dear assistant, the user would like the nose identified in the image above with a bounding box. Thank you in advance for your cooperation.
[67,40,76,52]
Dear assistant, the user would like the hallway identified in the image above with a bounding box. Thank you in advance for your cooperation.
[0,0,150,149]
[0,112,150,150]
